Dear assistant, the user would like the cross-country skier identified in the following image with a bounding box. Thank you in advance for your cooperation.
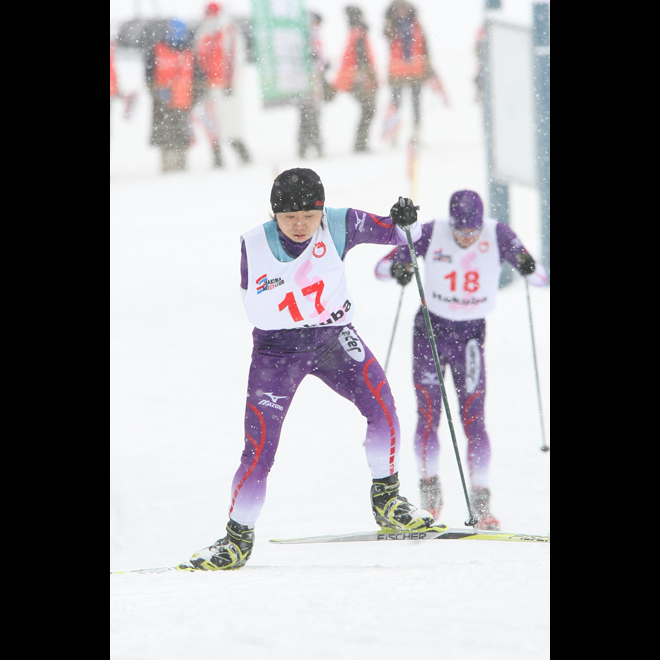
[374,190,547,530]
[178,168,443,571]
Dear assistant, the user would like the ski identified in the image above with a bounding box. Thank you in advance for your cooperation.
[111,567,178,575]
[111,528,548,573]
[111,564,196,575]
[269,526,549,545]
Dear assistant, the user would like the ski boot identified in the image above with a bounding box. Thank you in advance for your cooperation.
[177,519,254,571]
[470,486,500,531]
[371,473,437,531]
[419,475,443,520]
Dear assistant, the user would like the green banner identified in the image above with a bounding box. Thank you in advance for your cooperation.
[251,0,312,107]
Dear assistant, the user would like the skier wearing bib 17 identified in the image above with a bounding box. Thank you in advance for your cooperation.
[375,190,548,530]
[177,168,444,571]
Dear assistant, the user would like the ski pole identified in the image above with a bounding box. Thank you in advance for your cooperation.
[384,286,405,374]
[407,129,420,202]
[403,219,479,527]
[525,280,550,452]
[382,127,418,375]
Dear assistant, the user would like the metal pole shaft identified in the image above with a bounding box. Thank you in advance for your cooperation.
[481,16,513,288]
[384,286,405,374]
[525,281,549,452]
[404,226,478,526]
[534,2,550,278]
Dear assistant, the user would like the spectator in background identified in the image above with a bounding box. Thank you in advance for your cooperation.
[298,12,332,159]
[146,19,204,173]
[110,41,137,126]
[110,41,118,104]
[382,1,431,143]
[333,6,378,153]
[194,2,252,168]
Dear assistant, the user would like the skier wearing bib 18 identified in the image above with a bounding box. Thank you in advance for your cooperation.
[177,168,444,571]
[375,190,548,530]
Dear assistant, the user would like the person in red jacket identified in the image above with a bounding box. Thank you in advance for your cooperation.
[334,6,378,153]
[382,1,441,143]
[146,19,204,173]
[194,2,252,168]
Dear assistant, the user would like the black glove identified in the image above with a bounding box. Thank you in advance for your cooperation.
[516,251,536,276]
[391,262,414,286]
[389,197,419,228]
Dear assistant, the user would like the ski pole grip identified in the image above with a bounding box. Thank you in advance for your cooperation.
[398,196,420,211]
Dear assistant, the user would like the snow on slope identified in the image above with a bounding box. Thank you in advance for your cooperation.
[111,2,549,658]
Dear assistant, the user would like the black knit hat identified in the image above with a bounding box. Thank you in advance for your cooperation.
[271,168,325,214]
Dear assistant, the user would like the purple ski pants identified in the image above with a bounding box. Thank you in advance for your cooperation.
[412,309,492,489]
[228,324,401,527]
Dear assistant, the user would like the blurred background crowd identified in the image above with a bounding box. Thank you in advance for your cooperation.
[111,0,469,173]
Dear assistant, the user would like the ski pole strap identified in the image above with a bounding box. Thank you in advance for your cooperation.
[403,226,479,526]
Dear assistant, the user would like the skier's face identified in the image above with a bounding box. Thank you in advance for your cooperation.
[276,210,323,242]
[452,227,482,248]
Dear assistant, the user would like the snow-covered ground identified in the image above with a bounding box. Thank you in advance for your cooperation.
[110,1,549,658]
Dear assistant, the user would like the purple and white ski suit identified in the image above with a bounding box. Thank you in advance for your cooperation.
[230,208,420,527]
[376,219,540,490]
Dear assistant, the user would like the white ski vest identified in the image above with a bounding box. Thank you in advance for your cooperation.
[241,217,355,330]
[424,218,501,321]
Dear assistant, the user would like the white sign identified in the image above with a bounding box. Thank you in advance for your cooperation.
[488,22,537,187]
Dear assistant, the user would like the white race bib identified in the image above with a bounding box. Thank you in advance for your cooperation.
[241,221,356,330]
[424,218,501,320]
